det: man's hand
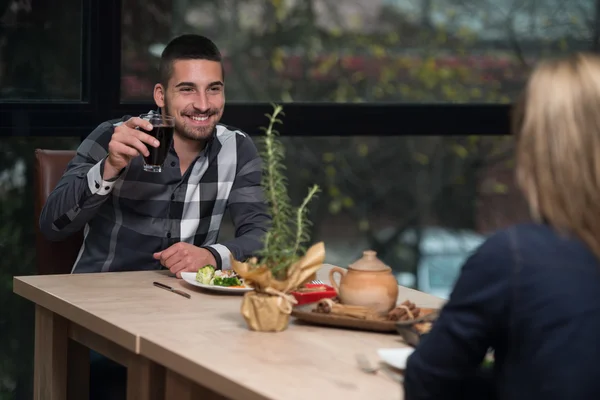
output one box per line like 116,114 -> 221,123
153,242 -> 217,278
104,117 -> 160,180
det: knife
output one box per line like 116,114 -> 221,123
153,281 -> 191,299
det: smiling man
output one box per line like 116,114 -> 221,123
40,34 -> 271,278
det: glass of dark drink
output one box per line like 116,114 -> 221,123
139,113 -> 175,173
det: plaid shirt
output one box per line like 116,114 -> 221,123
40,114 -> 270,273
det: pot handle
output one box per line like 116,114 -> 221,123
328,266 -> 346,295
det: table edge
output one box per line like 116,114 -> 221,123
13,277 -> 139,353
139,336 -> 273,400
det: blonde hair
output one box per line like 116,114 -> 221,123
514,53 -> 600,259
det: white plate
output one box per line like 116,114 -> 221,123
180,272 -> 253,294
377,347 -> 415,370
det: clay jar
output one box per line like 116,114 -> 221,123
329,250 -> 399,314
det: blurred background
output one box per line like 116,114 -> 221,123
1,0 -> 594,397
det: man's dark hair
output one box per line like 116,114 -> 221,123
158,34 -> 223,87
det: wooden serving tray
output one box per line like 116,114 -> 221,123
291,304 -> 439,333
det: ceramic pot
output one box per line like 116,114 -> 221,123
329,250 -> 399,314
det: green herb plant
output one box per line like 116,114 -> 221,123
253,104 -> 320,280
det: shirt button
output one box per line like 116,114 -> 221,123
171,161 -> 176,167
170,194 -> 175,200
167,232 -> 171,238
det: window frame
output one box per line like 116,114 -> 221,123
0,0 -> 512,138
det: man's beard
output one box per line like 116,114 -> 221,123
163,101 -> 219,141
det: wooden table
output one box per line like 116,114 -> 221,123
14,265 -> 445,400
13,269 -> 181,400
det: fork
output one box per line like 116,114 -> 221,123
356,354 -> 404,383
356,353 -> 379,374
310,279 -> 325,284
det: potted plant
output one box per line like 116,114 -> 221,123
231,104 -> 325,332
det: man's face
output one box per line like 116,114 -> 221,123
154,59 -> 225,141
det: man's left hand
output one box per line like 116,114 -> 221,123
153,242 -> 217,278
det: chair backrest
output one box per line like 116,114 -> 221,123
34,149 -> 83,275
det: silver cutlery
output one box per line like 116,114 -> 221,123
356,353 -> 379,374
310,279 -> 325,284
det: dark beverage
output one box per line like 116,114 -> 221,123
143,125 -> 174,172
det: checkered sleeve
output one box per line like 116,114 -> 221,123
39,117 -> 129,241
207,134 -> 271,268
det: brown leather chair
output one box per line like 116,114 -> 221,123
34,149 -> 83,275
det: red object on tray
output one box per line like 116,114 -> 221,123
291,283 -> 338,305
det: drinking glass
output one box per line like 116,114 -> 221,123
139,113 -> 175,173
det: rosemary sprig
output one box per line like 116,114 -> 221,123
293,184 -> 320,257
255,104 -> 320,278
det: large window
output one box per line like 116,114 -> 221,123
0,0 -> 83,101
122,0 -> 590,103
217,133 -> 523,299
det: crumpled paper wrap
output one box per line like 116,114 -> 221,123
231,242 -> 325,332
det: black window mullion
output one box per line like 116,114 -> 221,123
0,0 -> 121,138
89,0 -> 122,125
113,103 -> 511,137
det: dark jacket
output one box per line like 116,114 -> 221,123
404,223 -> 600,400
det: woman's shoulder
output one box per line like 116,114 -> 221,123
506,222 -> 593,254
463,223 -> 561,273
478,222 -> 598,272
481,222 -> 569,251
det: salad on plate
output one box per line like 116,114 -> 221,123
195,265 -> 248,288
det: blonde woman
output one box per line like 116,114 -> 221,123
404,53 -> 600,400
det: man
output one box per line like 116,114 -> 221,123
40,34 -> 270,278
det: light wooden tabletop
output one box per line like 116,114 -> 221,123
14,268 -> 202,353
14,264 -> 445,400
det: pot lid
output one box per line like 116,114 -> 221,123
348,250 -> 391,272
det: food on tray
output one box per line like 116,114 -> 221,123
413,321 -> 433,334
312,298 -> 438,324
388,300 -> 421,321
195,265 -> 247,288
313,298 -> 386,320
